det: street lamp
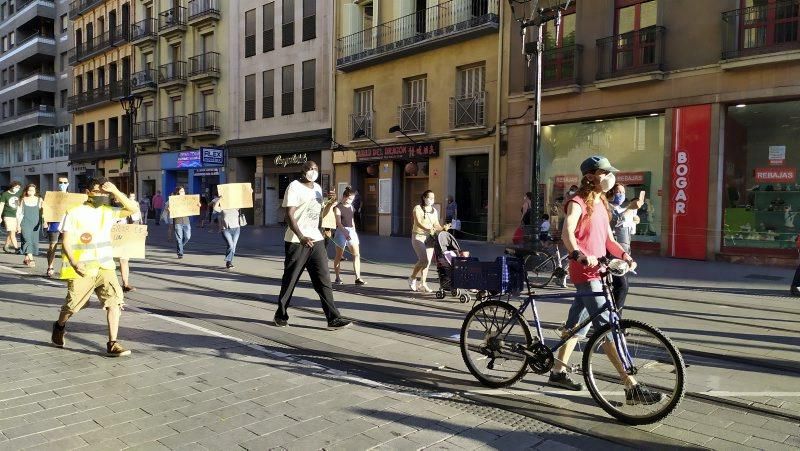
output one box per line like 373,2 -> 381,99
120,94 -> 143,196
389,125 -> 418,144
353,129 -> 382,148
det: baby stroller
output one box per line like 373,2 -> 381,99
433,231 -> 473,303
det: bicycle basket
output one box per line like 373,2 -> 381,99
452,256 -> 524,295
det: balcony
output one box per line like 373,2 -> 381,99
188,52 -> 220,84
349,112 -> 374,140
159,116 -> 188,142
158,61 -> 187,90
11,32 -> 57,63
188,0 -> 221,28
110,80 -> 130,100
133,120 -> 157,145
159,7 -> 188,39
397,102 -> 428,134
69,138 -> 126,163
0,105 -> 56,135
131,69 -> 157,94
69,25 -> 130,64
68,0 -> 103,19
188,110 -> 221,138
596,26 -> 666,81
336,0 -> 500,71
449,91 -> 486,129
525,45 -> 583,93
721,0 -> 800,66
67,84 -> 112,112
11,1 -> 57,27
4,71 -> 57,100
131,19 -> 158,46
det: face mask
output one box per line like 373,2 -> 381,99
424,198 -> 434,207
343,197 -> 354,206
305,170 -> 319,182
10,187 -> 19,194
567,190 -> 576,196
90,194 -> 111,208
612,193 -> 625,205
600,173 -> 616,192
58,183 -> 69,192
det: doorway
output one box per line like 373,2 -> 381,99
362,178 -> 379,234
403,176 -> 428,236
454,154 -> 488,240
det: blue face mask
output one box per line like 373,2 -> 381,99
612,193 -> 625,205
58,183 -> 69,192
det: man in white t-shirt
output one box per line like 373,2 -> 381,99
274,161 -> 351,330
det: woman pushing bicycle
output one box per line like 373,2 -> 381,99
548,156 -> 661,405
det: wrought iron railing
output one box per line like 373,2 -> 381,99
189,110 -> 220,134
450,91 -> 486,129
159,7 -> 187,32
131,69 -> 157,90
159,116 -> 187,138
68,0 -> 103,19
158,61 -> 187,84
188,0 -> 220,22
133,121 -> 157,141
131,18 -> 158,42
526,45 -> 583,91
70,25 -> 129,64
67,84 -> 112,112
349,111 -> 374,139
69,137 -> 125,160
722,0 -> 800,59
337,0 -> 499,67
596,26 -> 666,79
189,52 -> 220,77
398,102 -> 428,134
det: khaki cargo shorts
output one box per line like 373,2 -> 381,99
61,269 -> 125,314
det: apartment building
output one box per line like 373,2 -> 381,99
225,0 -> 332,226
0,0 -> 71,191
332,0 -> 503,239
131,0 -> 229,200
503,0 -> 800,265
67,0 -> 134,192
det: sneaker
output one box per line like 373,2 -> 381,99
625,385 -> 664,405
51,322 -> 65,348
408,278 -> 417,292
273,317 -> 288,327
355,278 -> 366,286
334,277 -> 343,285
327,318 -> 352,330
106,341 -> 131,357
791,287 -> 800,297
226,262 -> 234,269
419,284 -> 432,293
177,254 -> 184,259
548,371 -> 583,391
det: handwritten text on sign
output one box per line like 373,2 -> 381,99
217,183 -> 254,209
111,224 -> 148,259
168,194 -> 200,218
43,192 -> 88,223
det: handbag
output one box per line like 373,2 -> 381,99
450,219 -> 462,231
238,212 -> 248,227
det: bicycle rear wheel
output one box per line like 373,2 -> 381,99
460,300 -> 532,388
582,319 -> 685,425
524,251 -> 556,289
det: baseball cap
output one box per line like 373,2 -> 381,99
580,156 -> 619,175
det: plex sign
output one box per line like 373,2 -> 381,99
355,142 -> 439,162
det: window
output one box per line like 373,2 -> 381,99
401,77 -> 427,133
8,32 -> 13,49
352,88 -> 374,138
263,2 -> 275,52
1,69 -> 6,86
2,36 -> 6,52
60,52 -> 67,72
262,70 -> 274,118
281,64 -> 293,115
60,14 -> 68,34
0,4 -> 4,22
244,9 -> 256,57
614,0 -> 659,70
244,74 -> 255,121
60,89 -> 68,108
302,0 -> 315,41
7,65 -> 12,83
2,102 -> 6,119
282,0 -> 294,47
453,64 -> 486,129
8,99 -> 12,116
301,59 -> 315,112
457,64 -> 485,97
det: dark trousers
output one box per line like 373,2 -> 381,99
792,263 -> 800,289
612,274 -> 629,311
154,208 -> 163,225
275,240 -> 341,323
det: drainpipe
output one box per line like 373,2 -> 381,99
492,0 -> 504,242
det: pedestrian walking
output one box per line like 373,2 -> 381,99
152,190 -> 165,225
209,194 -> 222,233
138,195 -> 151,224
169,186 -> 195,259
0,181 -> 22,253
51,178 -> 140,357
199,197 -> 209,228
792,234 -> 800,297
115,193 -> 142,292
273,161 -> 351,330
607,183 -> 642,310
332,187 -> 365,286
352,189 -> 362,230
408,190 -> 449,293
45,176 -> 70,278
17,184 -> 43,267
547,156 -> 661,405
220,206 -> 243,269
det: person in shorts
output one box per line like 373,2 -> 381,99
0,181 -> 22,253
45,176 -> 70,278
332,187 -> 365,286
51,178 -> 141,357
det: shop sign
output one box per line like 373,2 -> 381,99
768,146 -> 785,166
72,163 -> 96,174
274,153 -> 308,168
754,166 -> 796,183
669,104 -> 712,260
177,150 -> 202,168
194,168 -> 220,176
355,142 -> 439,162
554,175 -> 579,185
201,147 -> 224,165
616,171 -> 646,185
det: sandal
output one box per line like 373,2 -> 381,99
46,268 -> 55,278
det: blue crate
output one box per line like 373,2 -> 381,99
452,256 -> 524,295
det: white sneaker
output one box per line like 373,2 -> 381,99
420,284 -> 432,293
408,278 -> 418,292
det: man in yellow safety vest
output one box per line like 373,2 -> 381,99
51,178 -> 140,356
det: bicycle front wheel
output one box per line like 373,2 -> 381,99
582,319 -> 686,425
460,300 -> 532,388
524,251 -> 556,289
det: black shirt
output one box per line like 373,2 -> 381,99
336,204 -> 355,228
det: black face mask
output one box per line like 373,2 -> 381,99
90,195 -> 112,208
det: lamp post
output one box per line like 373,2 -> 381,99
353,129 -> 382,148
389,125 -> 418,144
120,94 -> 143,196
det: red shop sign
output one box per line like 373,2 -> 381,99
616,171 -> 646,185
554,175 -> 579,185
669,105 -> 712,261
754,167 -> 797,183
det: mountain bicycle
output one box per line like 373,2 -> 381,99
459,257 -> 685,425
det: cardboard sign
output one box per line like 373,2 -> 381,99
321,202 -> 337,229
168,194 -> 200,218
43,192 -> 88,223
111,224 -> 148,259
217,183 -> 253,209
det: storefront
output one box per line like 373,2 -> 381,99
161,147 -> 226,198
261,151 -> 323,225
541,113 -> 666,250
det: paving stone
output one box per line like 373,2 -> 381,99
197,426 -> 260,450
2,418 -> 64,440
760,419 -> 800,435
0,433 -> 48,450
25,434 -> 88,451
730,422 -> 792,442
743,436 -> 797,451
443,427 -> 502,450
676,409 -> 734,429
93,407 -> 151,428
40,419 -> 101,442
484,430 -> 547,450
158,426 -> 218,449
240,430 -> 298,450
712,408 -> 771,427
706,437 -> 760,451
79,421 -> 141,445
651,424 -> 713,446
118,425 -> 180,447
403,427 -> 454,447
245,414 -> 298,436
282,416 -> 337,439
325,432 -> 384,450
689,423 -> 750,444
